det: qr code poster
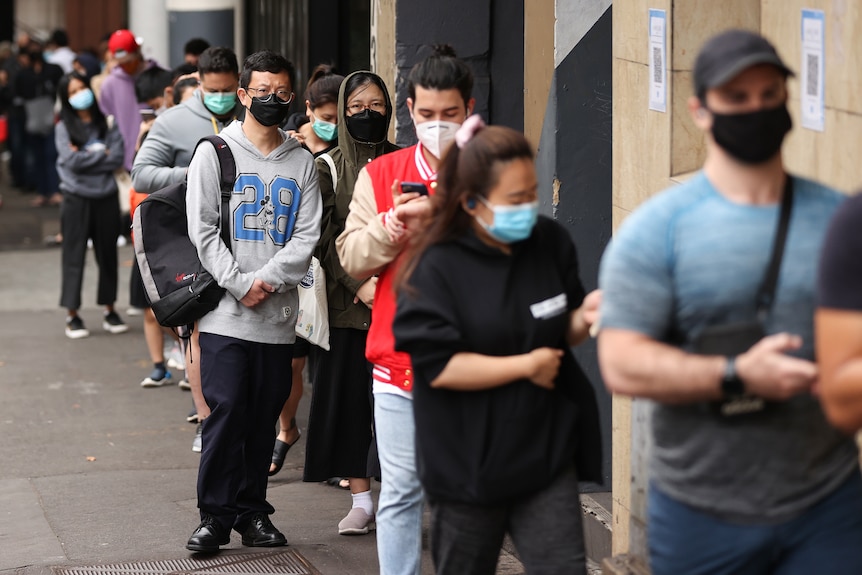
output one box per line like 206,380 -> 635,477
648,9 -> 667,113
801,9 -> 825,132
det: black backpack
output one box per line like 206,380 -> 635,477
132,135 -> 235,328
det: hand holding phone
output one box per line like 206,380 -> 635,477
400,182 -> 429,196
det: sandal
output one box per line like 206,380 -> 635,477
325,477 -> 351,489
269,429 -> 301,476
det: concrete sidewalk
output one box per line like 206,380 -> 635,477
0,242 -> 405,574
0,182 -> 597,574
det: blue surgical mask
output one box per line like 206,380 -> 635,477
203,91 -> 237,116
311,112 -> 337,142
475,197 -> 539,243
69,88 -> 95,111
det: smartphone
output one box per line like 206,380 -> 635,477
400,182 -> 429,196
140,108 -> 156,121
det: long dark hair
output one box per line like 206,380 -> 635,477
305,63 -> 343,108
57,72 -> 107,147
398,124 -> 533,288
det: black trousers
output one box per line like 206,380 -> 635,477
59,192 -> 120,310
429,465 -> 586,575
303,327 -> 376,481
197,333 -> 293,533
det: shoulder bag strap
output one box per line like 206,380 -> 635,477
197,135 -> 236,253
756,176 -> 794,319
319,152 -> 338,191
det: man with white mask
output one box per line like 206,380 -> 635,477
336,44 -> 474,575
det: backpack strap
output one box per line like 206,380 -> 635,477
319,152 -> 338,191
194,135 -> 236,251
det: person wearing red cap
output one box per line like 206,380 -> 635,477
98,29 -> 157,173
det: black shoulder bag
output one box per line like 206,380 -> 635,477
692,177 -> 793,416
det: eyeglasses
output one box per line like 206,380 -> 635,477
245,87 -> 294,104
347,101 -> 386,114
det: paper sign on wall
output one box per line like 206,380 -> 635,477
648,9 -> 667,113
801,9 -> 825,132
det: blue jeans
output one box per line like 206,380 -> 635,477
648,469 -> 862,575
374,392 -> 423,575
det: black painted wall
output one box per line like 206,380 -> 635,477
0,0 -> 12,43
546,7 -> 614,489
309,0 -> 370,78
392,0 -> 523,145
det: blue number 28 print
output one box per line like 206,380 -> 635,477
233,174 -> 302,246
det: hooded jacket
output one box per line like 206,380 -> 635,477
315,71 -> 399,330
131,89 -> 244,193
98,59 -> 158,171
186,120 -> 322,344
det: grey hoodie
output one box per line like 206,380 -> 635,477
186,121 -> 322,344
55,120 -> 125,198
131,89 -> 244,193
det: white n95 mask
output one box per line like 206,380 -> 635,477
415,120 -> 461,159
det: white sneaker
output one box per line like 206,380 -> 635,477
177,378 -> 191,391
126,307 -> 144,317
337,508 -> 375,535
65,316 -> 90,339
140,368 -> 172,388
102,311 -> 128,334
165,342 -> 186,371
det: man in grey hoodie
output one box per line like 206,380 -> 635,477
132,46 -> 243,192
184,50 -> 322,553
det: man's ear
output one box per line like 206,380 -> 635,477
237,87 -> 250,108
689,95 -> 710,130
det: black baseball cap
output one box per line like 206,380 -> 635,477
693,29 -> 794,99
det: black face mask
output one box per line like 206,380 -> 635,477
345,109 -> 388,144
248,96 -> 290,127
709,104 -> 792,164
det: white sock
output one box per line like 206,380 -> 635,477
351,490 -> 374,515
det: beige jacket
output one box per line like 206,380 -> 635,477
336,167 -> 402,280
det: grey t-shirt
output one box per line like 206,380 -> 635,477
599,172 -> 858,522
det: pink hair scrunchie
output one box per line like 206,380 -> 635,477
455,114 -> 486,149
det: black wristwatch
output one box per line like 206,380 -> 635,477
721,356 -> 746,398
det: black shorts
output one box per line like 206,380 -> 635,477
129,258 -> 149,309
293,335 -> 310,358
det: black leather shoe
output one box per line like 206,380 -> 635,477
186,514 -> 230,553
240,513 -> 287,547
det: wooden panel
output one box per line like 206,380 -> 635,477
614,0 -> 670,66
613,58 -> 671,213
670,70 -> 706,175
524,0 -> 554,147
672,0 -> 760,71
66,0 -> 125,52
764,0 -> 862,116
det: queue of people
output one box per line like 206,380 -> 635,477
15,19 -> 862,575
